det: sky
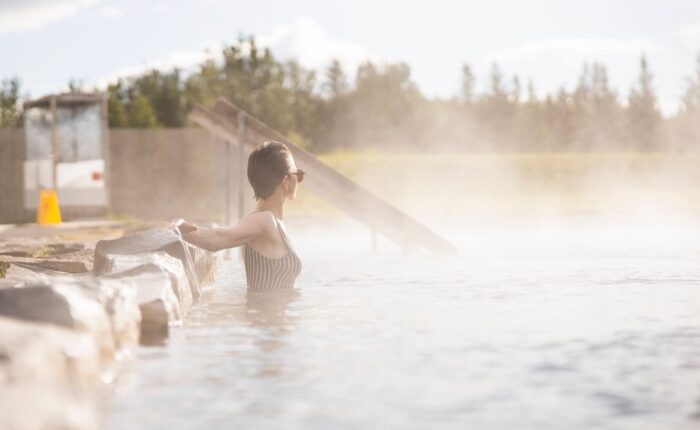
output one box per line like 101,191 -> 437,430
3,0 -> 700,115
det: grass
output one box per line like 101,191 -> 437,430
287,151 -> 700,218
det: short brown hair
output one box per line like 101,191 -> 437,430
247,141 -> 293,200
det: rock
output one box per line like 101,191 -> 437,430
0,266 -> 140,353
53,249 -> 95,272
96,252 -> 193,313
0,279 -> 115,361
103,264 -> 181,345
46,242 -> 85,255
93,228 -> 201,299
93,277 -> 142,351
4,263 -> 68,282
0,266 -> 141,353
0,384 -> 98,430
0,256 -> 89,274
0,250 -> 31,258
0,316 -> 100,391
0,243 -> 39,258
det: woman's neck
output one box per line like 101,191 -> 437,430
256,195 -> 284,220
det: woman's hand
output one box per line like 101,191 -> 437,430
170,218 -> 198,235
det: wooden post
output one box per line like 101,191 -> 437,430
101,93 -> 110,210
237,111 -> 246,220
224,138 -> 231,225
49,96 -> 58,190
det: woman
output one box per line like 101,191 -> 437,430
173,141 -> 304,290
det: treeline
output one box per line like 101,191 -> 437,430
4,38 -> 700,152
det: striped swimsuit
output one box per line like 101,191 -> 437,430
242,216 -> 302,290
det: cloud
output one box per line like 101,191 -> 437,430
257,16 -> 385,75
92,43 -> 221,89
93,17 -> 382,89
95,5 -> 126,19
0,0 -> 99,34
481,37 -> 659,97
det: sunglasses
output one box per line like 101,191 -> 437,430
288,169 -> 306,183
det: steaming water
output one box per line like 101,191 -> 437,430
101,217 -> 700,429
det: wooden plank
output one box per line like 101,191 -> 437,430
189,99 -> 456,254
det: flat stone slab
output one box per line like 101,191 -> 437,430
45,242 -> 86,255
0,279 -> 115,361
0,316 -> 100,391
0,255 -> 89,273
103,264 -> 181,345
3,263 -> 73,282
97,252 -> 193,313
94,228 -> 201,299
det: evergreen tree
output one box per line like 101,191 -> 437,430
681,53 -> 700,112
477,63 -> 514,147
627,55 -> 661,150
673,53 -> 700,149
461,64 -> 476,105
511,75 -> 521,103
323,59 -> 348,98
527,80 -> 537,103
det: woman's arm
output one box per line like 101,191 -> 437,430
174,212 -> 272,252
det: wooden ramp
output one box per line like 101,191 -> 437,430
189,98 -> 457,254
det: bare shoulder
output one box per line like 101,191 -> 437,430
241,210 -> 277,233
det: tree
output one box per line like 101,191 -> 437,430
0,78 -> 21,127
107,82 -> 128,127
681,53 -> 700,112
68,79 -> 85,93
476,63 -> 515,147
527,80 -> 537,103
627,55 -> 661,150
511,75 -> 521,104
672,53 -> 700,149
323,59 -> 348,98
320,61 -> 426,149
461,64 -> 476,105
127,94 -> 160,128
131,70 -> 186,127
570,62 -> 624,150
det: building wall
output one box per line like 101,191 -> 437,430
0,128 -> 31,223
108,128 -> 245,223
1,128 -> 248,224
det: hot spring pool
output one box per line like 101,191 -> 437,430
100,218 -> 700,429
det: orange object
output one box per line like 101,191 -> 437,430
37,189 -> 62,225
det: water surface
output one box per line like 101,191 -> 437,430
102,218 -> 700,429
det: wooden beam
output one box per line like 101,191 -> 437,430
188,100 -> 457,254
50,96 -> 58,190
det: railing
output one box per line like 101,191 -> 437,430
189,98 -> 457,254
